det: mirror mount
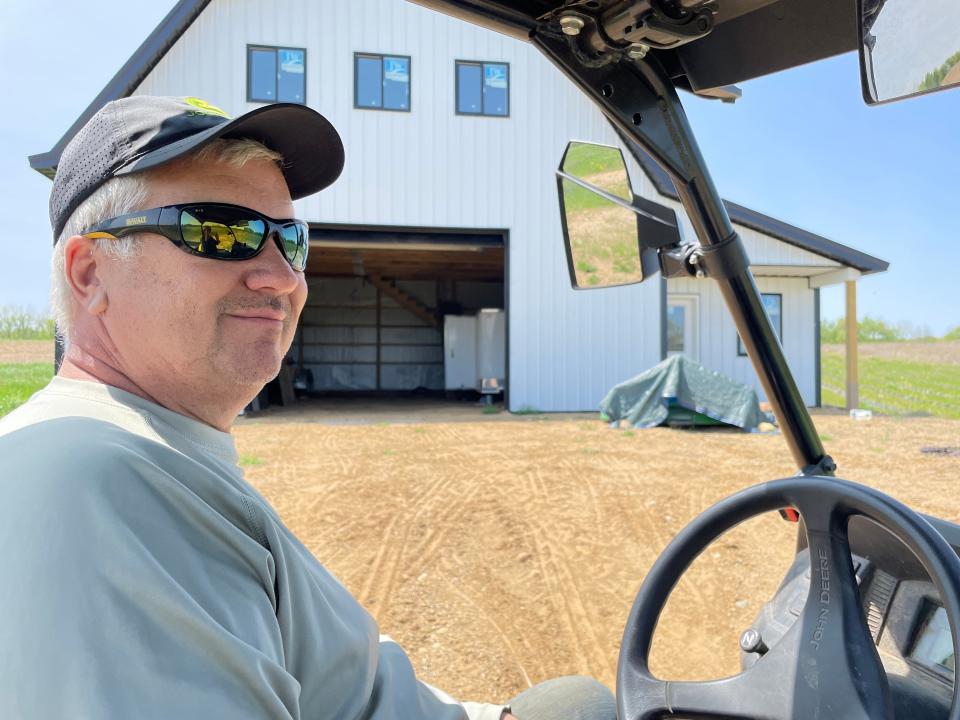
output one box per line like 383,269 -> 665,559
657,230 -> 748,281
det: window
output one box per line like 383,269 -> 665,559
248,46 -> 306,104
456,61 -> 509,116
738,293 -> 782,356
354,53 -> 411,111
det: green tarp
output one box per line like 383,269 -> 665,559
600,354 -> 770,431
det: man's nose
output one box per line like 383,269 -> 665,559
243,234 -> 302,294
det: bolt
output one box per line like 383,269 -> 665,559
696,269 -> 705,279
627,43 -> 649,60
560,15 -> 585,36
697,16 -> 710,32
689,253 -> 700,265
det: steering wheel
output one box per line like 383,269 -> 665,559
617,476 -> 960,719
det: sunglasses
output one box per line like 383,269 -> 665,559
83,203 -> 310,271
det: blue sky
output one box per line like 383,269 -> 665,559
2,1 -> 958,336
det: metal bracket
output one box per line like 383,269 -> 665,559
658,232 -> 749,280
799,454 -> 838,477
555,0 -> 718,56
692,231 -> 749,279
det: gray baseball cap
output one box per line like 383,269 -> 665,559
50,95 -> 344,239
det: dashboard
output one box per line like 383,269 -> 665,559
743,515 -> 960,718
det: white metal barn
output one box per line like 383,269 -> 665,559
30,0 -> 886,412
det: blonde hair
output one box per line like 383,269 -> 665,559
50,138 -> 284,347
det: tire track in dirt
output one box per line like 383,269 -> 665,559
525,467 -> 614,679
357,473 -> 456,613
357,514 -> 406,612
635,496 -> 707,608
444,579 -> 536,689
410,483 -> 483,575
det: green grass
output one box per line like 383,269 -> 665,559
0,363 -> 55,418
919,49 -> 960,91
238,454 -> 263,467
562,141 -> 624,178
822,352 -> 960,419
514,405 -> 543,415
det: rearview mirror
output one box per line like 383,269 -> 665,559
859,0 -> 960,104
557,142 -> 679,289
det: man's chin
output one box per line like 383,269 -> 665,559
223,345 -> 285,390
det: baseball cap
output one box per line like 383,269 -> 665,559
50,96 -> 344,239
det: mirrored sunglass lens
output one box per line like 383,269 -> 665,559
180,209 -> 265,259
228,218 -> 266,258
280,222 -> 309,270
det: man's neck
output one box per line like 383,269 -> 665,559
58,349 -> 240,432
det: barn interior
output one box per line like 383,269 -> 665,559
258,225 -> 506,409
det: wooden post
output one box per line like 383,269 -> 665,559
845,280 -> 859,410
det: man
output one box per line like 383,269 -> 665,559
0,96 -> 615,719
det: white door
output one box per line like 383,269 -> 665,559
666,295 -> 699,360
443,315 -> 478,390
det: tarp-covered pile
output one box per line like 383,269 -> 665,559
600,354 -> 770,431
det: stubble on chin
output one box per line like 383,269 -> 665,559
212,300 -> 296,389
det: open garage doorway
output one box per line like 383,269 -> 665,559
287,224 -> 507,405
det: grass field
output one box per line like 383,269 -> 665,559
821,345 -> 960,419
0,363 -> 55,418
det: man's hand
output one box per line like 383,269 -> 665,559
501,713 -> 519,720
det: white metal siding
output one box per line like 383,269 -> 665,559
668,276 -> 817,406
135,0 -> 664,411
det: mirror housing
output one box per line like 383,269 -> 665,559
557,141 -> 679,290
858,0 -> 960,105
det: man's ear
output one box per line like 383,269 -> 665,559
63,235 -> 109,316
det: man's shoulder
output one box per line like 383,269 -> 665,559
0,416 -> 165,492
0,379 -> 157,442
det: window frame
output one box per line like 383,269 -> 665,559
738,293 -> 783,356
455,59 -> 510,118
667,294 -> 700,359
353,52 -> 412,112
246,44 -> 307,105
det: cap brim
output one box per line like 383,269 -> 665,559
117,103 -> 344,200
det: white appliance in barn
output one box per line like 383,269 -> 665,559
443,309 -> 506,393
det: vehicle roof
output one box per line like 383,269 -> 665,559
412,0 -> 859,92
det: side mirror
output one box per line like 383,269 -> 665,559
859,0 -> 960,104
557,141 -> 679,289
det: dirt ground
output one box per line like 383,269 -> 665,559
0,339 -> 53,364
823,340 -> 960,365
234,406 -> 960,703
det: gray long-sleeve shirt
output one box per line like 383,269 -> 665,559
0,377 -> 503,720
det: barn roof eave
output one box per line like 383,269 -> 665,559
27,0 -> 214,178
612,126 -> 889,276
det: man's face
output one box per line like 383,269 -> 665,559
93,156 -> 307,407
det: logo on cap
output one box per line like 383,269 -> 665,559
184,97 -> 231,118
